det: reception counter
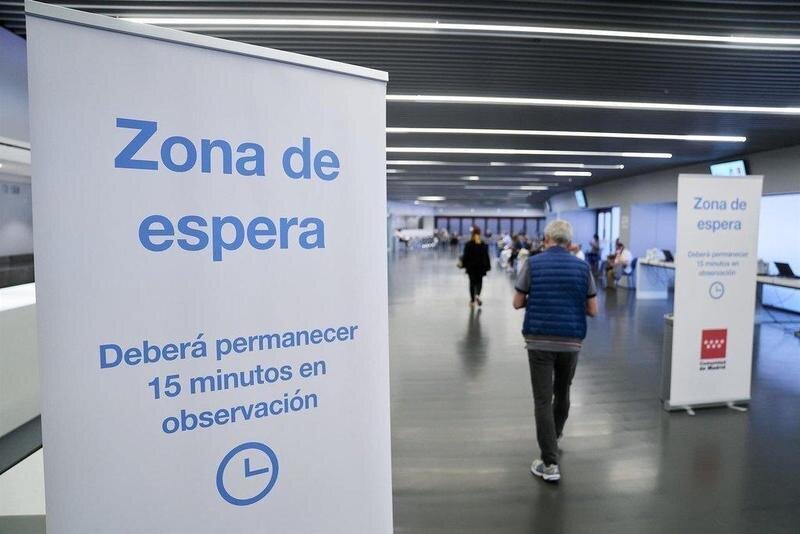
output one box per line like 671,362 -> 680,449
635,259 -> 800,300
636,259 -> 676,299
0,283 -> 38,438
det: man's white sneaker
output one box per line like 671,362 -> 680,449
530,459 -> 561,482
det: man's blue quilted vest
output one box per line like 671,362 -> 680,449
522,246 -> 589,339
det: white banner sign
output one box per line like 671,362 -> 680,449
27,2 -> 392,532
670,174 -> 763,407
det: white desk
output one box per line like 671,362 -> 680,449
635,261 -> 800,300
0,283 -> 38,437
0,283 -> 35,312
757,275 -> 800,290
755,275 -> 800,312
636,259 -> 675,300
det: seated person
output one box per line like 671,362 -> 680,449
605,239 -> 633,287
569,243 -> 585,261
514,233 -> 530,251
509,234 -> 524,267
395,228 -> 411,248
514,247 -> 531,275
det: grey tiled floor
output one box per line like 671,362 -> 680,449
389,249 -> 800,534
3,249 -> 799,533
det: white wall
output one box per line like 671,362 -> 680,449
629,202 -> 677,259
554,209 -> 596,250
0,28 -> 33,256
0,178 -> 33,256
547,143 -> 800,245
387,200 -> 436,216
386,201 -> 436,250
387,201 -> 435,230
0,27 -> 29,143
758,193 -> 800,312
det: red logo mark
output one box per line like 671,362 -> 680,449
701,329 -> 727,359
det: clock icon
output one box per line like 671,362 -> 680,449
216,442 -> 279,506
709,281 -> 725,300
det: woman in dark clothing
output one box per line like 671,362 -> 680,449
461,227 -> 491,306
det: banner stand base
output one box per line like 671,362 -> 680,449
662,399 -> 750,414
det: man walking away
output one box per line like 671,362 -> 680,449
512,220 -> 597,482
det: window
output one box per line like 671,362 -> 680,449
596,207 -> 620,258
526,218 -> 540,236
434,216 -> 545,238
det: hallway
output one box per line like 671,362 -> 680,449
388,249 -> 800,534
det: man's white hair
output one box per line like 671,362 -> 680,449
544,219 -> 573,246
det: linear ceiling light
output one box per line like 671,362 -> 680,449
464,185 -> 549,191
417,195 -> 446,201
387,95 -> 800,115
389,180 -> 557,186
490,162 -> 624,169
386,160 -> 451,166
386,160 -> 624,169
555,171 -> 590,176
520,185 -> 550,191
386,127 -> 746,142
387,147 -> 672,158
121,17 -> 800,48
522,171 -> 591,177
391,181 -> 471,186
